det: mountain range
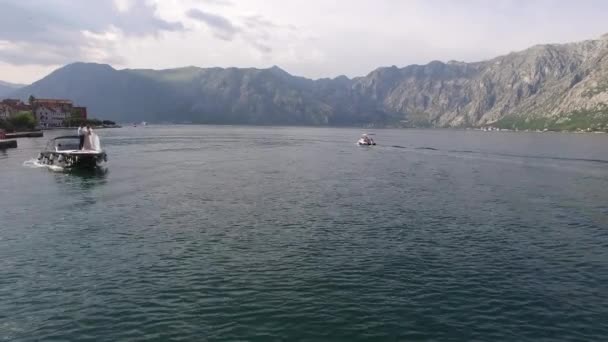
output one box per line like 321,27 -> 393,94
4,34 -> 608,129
0,80 -> 25,98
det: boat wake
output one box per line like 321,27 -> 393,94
387,145 -> 608,165
447,150 -> 608,164
23,159 -> 65,172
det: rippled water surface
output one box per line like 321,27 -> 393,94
1,126 -> 608,341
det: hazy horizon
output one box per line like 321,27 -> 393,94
1,0 -> 608,84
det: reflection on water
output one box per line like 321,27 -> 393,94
49,168 -> 109,207
66,166 -> 109,179
52,167 -> 109,188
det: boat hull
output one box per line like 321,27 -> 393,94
357,139 -> 376,146
38,151 -> 107,169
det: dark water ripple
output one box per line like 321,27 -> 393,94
1,126 -> 608,341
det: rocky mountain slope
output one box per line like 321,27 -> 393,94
8,34 -> 608,129
354,33 -> 608,129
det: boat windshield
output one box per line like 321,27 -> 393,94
47,136 -> 80,151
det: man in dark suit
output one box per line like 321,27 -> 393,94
78,124 -> 85,149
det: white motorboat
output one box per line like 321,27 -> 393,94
357,134 -> 376,146
37,135 -> 107,169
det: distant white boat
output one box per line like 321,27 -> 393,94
357,134 -> 376,146
141,121 -> 147,126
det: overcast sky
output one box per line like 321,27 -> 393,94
1,0 -> 607,83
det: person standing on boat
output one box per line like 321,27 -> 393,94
83,125 -> 92,150
82,125 -> 101,151
78,123 -> 85,150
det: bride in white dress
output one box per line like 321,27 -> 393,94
82,126 -> 101,151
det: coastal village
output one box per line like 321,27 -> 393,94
0,97 -> 87,128
0,97 -> 119,149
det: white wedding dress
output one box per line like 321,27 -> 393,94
91,132 -> 101,151
83,130 -> 101,151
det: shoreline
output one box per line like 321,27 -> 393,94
12,123 -> 605,135
42,125 -> 122,130
3,125 -> 121,138
127,123 -> 608,134
5,131 -> 43,138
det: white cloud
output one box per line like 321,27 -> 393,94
0,0 -> 183,67
113,0 -> 134,13
187,8 -> 240,40
1,0 -> 608,83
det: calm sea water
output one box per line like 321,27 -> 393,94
1,126 -> 608,341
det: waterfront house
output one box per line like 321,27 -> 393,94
32,99 -> 73,127
0,99 -> 30,119
34,105 -> 71,127
1,99 -> 30,110
0,103 -> 14,119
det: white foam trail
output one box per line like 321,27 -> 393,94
23,159 -> 46,168
23,159 -> 65,172
48,165 -> 65,172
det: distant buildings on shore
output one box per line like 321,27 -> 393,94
0,98 -> 88,127
0,99 -> 30,120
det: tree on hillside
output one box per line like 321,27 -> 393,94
28,95 -> 36,105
